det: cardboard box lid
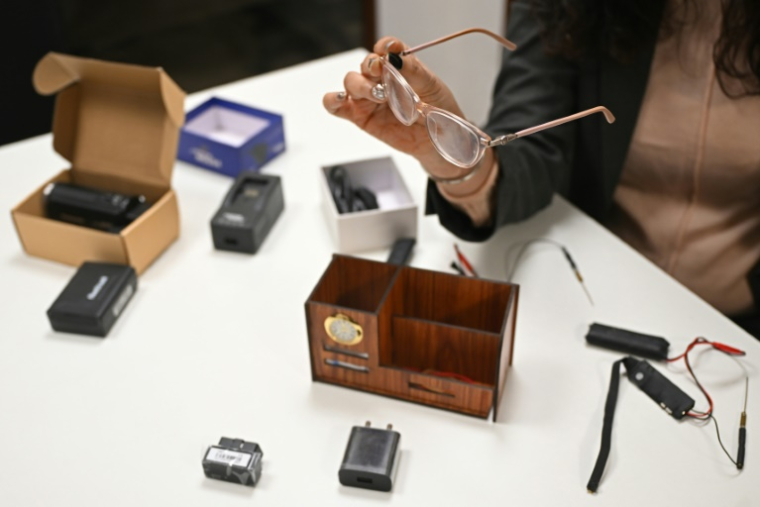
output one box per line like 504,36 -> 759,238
33,52 -> 186,188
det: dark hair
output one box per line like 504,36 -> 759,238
530,0 -> 760,97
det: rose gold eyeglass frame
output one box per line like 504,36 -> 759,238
376,28 -> 616,184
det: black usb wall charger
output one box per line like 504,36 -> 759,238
339,421 -> 400,492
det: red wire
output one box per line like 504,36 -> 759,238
666,337 -> 709,362
454,244 -> 479,278
667,338 -> 747,363
684,351 -> 714,418
667,337 -> 746,419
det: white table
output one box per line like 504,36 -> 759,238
0,50 -> 757,506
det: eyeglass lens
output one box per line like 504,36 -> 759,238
383,64 -> 481,167
426,110 -> 481,168
382,65 -> 417,126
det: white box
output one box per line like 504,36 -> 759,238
320,157 -> 418,253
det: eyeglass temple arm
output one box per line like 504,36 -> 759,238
401,27 -> 517,55
487,106 -> 615,148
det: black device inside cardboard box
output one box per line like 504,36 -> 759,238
44,182 -> 150,233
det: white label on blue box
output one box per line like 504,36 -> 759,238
190,146 -> 223,168
206,447 -> 252,467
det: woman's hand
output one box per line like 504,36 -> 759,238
323,36 -> 471,180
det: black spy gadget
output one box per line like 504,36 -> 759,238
210,172 -> 284,254
202,437 -> 263,487
47,262 -> 137,337
44,182 -> 149,232
585,323 -> 749,493
586,322 -> 670,360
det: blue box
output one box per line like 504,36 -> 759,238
178,97 -> 285,177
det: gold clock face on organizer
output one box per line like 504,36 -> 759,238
324,313 -> 363,346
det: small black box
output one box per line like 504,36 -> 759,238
211,172 -> 284,254
203,437 -> 263,487
339,422 -> 400,492
47,262 -> 137,337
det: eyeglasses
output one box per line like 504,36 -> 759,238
376,28 -> 616,183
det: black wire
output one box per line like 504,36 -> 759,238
587,359 -> 625,493
504,238 -> 565,282
682,345 -> 750,467
705,414 -> 738,466
682,341 -> 713,417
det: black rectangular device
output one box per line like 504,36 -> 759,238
339,422 -> 400,492
586,322 -> 670,360
202,437 -> 263,487
623,357 -> 695,419
387,237 -> 415,265
210,172 -> 284,254
47,262 -> 137,337
44,182 -> 149,232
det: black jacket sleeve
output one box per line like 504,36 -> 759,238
426,1 -> 579,241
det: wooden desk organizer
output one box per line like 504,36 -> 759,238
305,255 -> 519,420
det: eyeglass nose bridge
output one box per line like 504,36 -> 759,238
415,101 -> 436,122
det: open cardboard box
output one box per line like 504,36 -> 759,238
11,53 -> 186,275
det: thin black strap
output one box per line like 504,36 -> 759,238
587,359 -> 623,493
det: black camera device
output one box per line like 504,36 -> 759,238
44,182 -> 150,232
210,172 -> 284,254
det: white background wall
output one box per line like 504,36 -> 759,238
376,0 -> 507,126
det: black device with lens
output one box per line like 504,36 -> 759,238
210,172 -> 284,254
327,165 -> 379,214
44,182 -> 149,232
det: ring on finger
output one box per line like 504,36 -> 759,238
371,83 -> 386,101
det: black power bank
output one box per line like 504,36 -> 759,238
586,323 -> 670,360
47,262 -> 137,337
210,172 -> 284,254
